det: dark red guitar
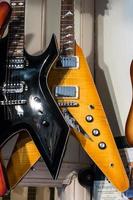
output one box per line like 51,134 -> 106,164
0,1 -> 11,196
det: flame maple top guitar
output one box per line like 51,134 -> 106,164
0,1 -> 12,196
0,0 -> 70,182
7,0 -> 129,192
126,60 -> 133,146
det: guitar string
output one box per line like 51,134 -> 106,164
12,1 -> 16,120
4,2 -> 14,120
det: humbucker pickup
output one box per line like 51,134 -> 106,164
54,86 -> 79,98
8,57 -> 25,69
2,82 -> 27,94
57,56 -> 79,68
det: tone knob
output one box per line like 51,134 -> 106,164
86,115 -> 94,122
98,142 -> 106,150
92,129 -> 100,136
42,120 -> 49,127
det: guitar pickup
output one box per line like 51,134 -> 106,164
57,56 -> 79,68
54,86 -> 79,99
2,82 -> 27,94
8,57 -> 25,69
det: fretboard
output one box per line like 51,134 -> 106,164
60,0 -> 75,56
7,0 -> 25,58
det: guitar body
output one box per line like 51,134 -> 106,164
125,60 -> 133,146
48,43 -> 129,191
7,131 -> 40,188
0,34 -> 69,180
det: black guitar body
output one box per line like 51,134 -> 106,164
0,35 -> 69,179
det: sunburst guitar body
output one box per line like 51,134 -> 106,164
7,0 -> 129,192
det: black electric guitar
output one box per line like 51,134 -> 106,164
0,0 -> 69,179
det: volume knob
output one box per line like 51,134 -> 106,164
86,115 -> 94,122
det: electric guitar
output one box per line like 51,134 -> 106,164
7,0 -> 129,192
0,1 -> 12,196
125,60 -> 133,146
0,0 -> 69,183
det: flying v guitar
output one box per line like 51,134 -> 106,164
7,0 -> 129,192
0,0 -> 69,185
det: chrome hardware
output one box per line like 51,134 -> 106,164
58,101 -> 79,107
98,142 -> 106,149
0,100 -> 27,105
92,129 -> 100,136
86,115 -> 94,122
57,56 -> 79,68
8,57 -> 25,69
54,86 -> 78,98
2,82 -> 25,94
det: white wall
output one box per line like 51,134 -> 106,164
95,0 -> 133,136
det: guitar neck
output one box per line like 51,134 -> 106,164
60,0 -> 75,56
8,0 -> 25,58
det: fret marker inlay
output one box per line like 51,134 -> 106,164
63,25 -> 73,31
63,34 -> 73,39
62,11 -> 73,18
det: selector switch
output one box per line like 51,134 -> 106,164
86,115 -> 94,122
42,120 -> 49,127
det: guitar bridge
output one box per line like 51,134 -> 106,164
58,101 -> 79,107
0,100 -> 27,105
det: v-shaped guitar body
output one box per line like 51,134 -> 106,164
48,44 -> 129,191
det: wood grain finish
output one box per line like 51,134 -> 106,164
7,132 -> 40,189
48,43 -> 129,192
125,60 -> 133,146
